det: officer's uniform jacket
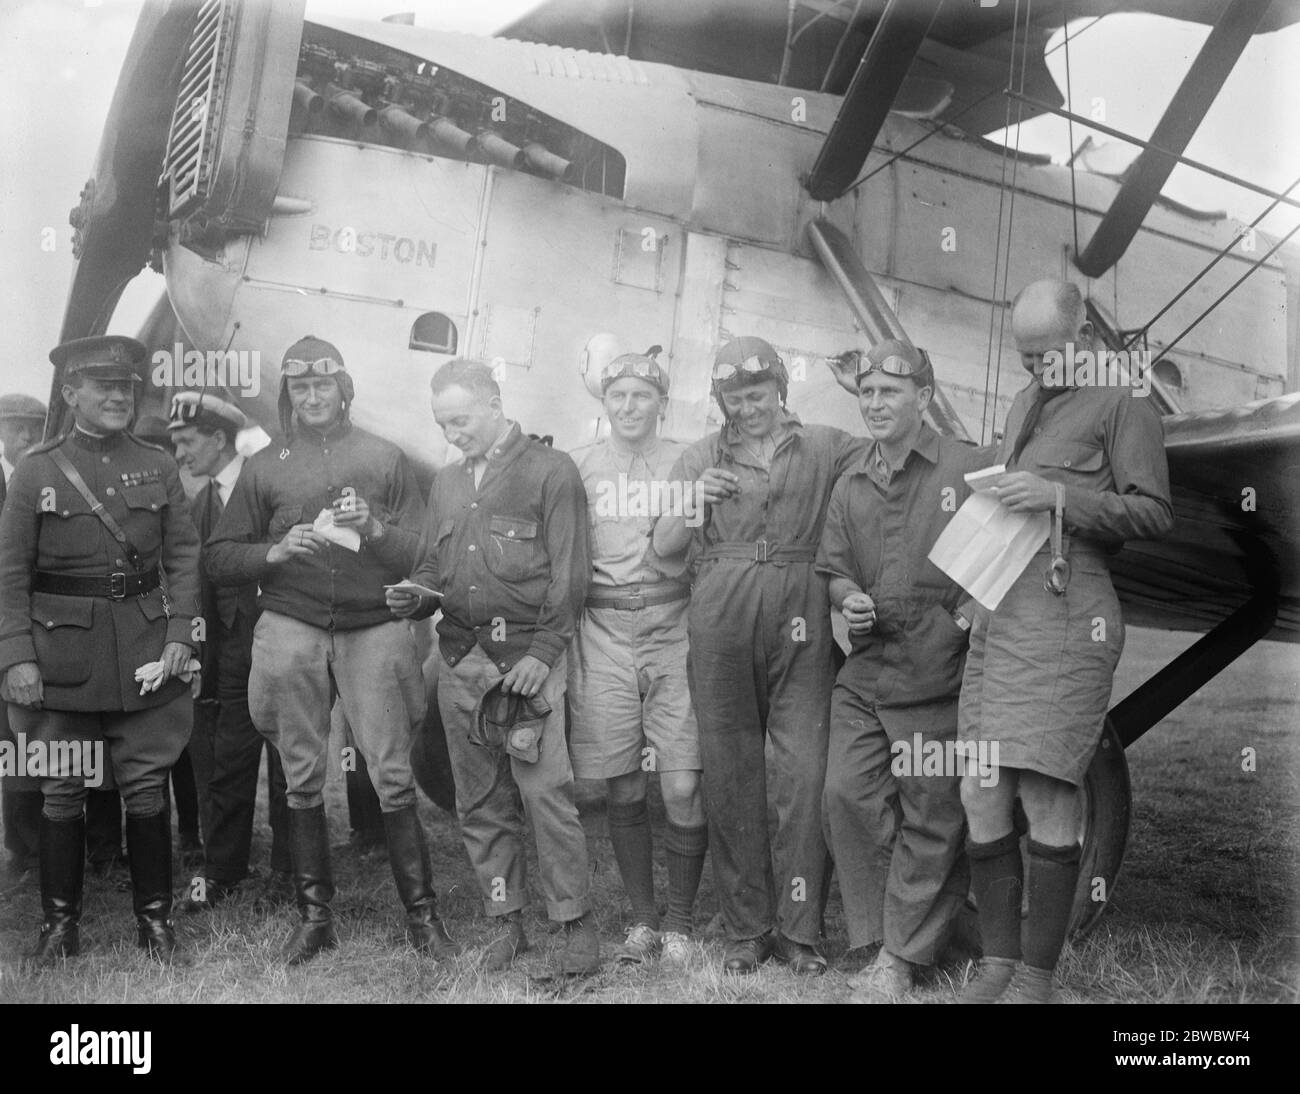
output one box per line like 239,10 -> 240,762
0,429 -> 201,712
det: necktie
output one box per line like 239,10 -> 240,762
1010,386 -> 1058,466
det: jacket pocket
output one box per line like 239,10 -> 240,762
1034,442 -> 1104,473
485,516 -> 543,582
120,482 -> 168,555
29,592 -> 95,687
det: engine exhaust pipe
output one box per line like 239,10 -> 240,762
378,104 -> 429,146
325,83 -> 376,127
426,115 -> 473,155
522,142 -> 571,179
293,81 -> 324,115
473,130 -> 524,169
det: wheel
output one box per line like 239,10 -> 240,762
1069,718 -> 1132,936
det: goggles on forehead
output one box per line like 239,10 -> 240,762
712,355 -> 781,382
856,352 -> 929,380
282,357 -> 345,378
601,357 -> 667,387
857,350 -> 930,384
168,394 -> 208,424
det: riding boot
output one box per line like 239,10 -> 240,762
30,815 -> 85,964
382,805 -> 457,959
126,809 -> 177,961
283,805 -> 337,965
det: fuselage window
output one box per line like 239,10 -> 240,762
410,312 -> 458,354
1154,359 -> 1183,395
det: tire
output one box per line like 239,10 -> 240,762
1069,719 -> 1131,937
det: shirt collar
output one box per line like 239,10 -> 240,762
854,422 -> 940,476
606,433 -> 661,462
720,410 -> 803,450
213,453 -> 243,492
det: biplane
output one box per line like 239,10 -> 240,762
49,0 -> 1300,933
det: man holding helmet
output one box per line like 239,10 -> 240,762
655,336 -> 866,975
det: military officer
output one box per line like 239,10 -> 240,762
0,335 -> 201,963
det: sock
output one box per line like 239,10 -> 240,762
967,831 -> 1023,960
607,798 -> 658,929
1023,839 -> 1081,971
662,821 -> 708,935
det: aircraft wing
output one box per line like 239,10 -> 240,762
1110,393 -> 1300,642
499,0 -> 1300,139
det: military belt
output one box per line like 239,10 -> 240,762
585,585 -> 689,611
700,540 -> 817,564
34,568 -> 161,600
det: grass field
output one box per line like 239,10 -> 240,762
1,626 -> 1296,1004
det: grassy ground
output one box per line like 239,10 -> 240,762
1,627 -> 1296,1004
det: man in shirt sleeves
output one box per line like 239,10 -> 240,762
389,358 -> 599,975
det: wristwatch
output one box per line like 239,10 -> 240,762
951,609 -> 971,632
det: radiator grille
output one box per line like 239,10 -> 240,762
165,0 -> 236,218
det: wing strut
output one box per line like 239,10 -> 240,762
804,0 -> 940,202
806,218 -> 972,443
1074,0 -> 1274,277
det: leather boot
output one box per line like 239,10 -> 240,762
126,810 -> 177,962
382,805 -> 458,959
283,805 -> 337,965
30,815 -> 85,965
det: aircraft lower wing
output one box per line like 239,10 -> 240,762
1110,393 -> 1300,642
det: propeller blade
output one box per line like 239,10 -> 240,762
50,0 -> 200,436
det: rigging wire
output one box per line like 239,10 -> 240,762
989,0 -> 1035,444
841,84 -> 1004,198
820,0 -> 865,93
1144,220 -> 1300,371
979,0 -> 1024,445
1063,0 -> 1080,260
1121,175 -> 1300,355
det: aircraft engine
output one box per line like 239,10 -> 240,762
522,142 -> 572,181
325,83 -> 377,127
378,104 -> 429,147
473,130 -> 524,170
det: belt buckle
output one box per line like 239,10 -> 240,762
624,593 -> 646,611
109,572 -> 127,600
754,539 -> 769,563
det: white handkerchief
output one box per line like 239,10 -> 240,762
313,508 -> 361,552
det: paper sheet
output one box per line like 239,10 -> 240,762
313,508 -> 361,552
927,466 -> 1050,611
384,580 -> 444,599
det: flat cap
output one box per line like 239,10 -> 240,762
167,391 -> 248,434
0,393 -> 47,421
50,335 -> 146,381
